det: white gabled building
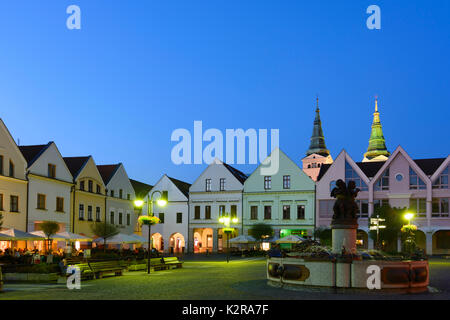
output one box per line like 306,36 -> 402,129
188,159 -> 247,254
142,174 -> 191,254
19,142 -> 73,233
97,163 -> 136,235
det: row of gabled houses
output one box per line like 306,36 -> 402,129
1,98 -> 449,255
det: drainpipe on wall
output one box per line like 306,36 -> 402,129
313,184 -> 317,240
25,172 -> 29,232
187,195 -> 190,254
71,184 -> 76,233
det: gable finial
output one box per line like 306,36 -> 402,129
375,95 -> 379,113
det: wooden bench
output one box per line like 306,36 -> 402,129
162,257 -> 183,269
147,258 -> 166,271
67,263 -> 94,280
88,261 -> 125,279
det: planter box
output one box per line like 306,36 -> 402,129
4,273 -> 59,283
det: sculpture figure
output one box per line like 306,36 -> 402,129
330,179 -> 360,223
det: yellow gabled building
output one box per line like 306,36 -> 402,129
0,119 -> 28,231
63,156 -> 106,238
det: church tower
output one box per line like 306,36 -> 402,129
363,97 -> 390,162
302,97 -> 333,181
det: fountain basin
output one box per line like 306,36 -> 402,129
267,257 -> 429,292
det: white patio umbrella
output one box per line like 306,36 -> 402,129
128,234 -> 146,243
0,228 -> 45,241
266,235 -> 280,243
30,231 -> 68,241
229,235 -> 256,244
276,235 -> 305,244
93,233 -> 141,244
55,231 -> 93,241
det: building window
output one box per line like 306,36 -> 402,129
126,213 -> 130,226
96,207 -> 101,222
410,198 -> 427,217
432,198 -> 449,218
110,211 -> 115,224
409,167 -> 426,190
80,181 -> 85,191
319,200 -> 335,218
194,206 -> 200,219
56,197 -> 64,212
37,194 -> 46,210
176,212 -> 182,223
250,206 -> 258,220
0,155 -> 3,175
297,205 -> 305,220
97,185 -> 101,194
119,189 -> 123,199
264,206 -> 272,220
330,180 -> 337,193
127,194 -> 130,200
220,178 -> 225,191
79,204 -> 84,220
264,176 -> 271,190
282,205 -> 290,220
356,200 -> 369,218
87,206 -> 93,221
205,206 -> 211,219
88,180 -> 93,193
48,164 -> 56,178
205,179 -> 212,192
375,169 -> 390,191
231,205 -> 237,218
111,190 -> 115,197
10,196 -> 19,212
433,167 -> 449,189
395,174 -> 403,182
0,194 -> 3,211
9,160 -> 14,178
283,176 -> 291,189
345,161 -> 368,191
219,205 -> 225,217
118,212 -> 123,225
159,212 -> 164,223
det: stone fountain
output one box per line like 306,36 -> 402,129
267,180 -> 429,292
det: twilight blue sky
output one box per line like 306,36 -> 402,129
0,1 -> 449,185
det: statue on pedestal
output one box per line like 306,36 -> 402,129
330,179 -> 360,226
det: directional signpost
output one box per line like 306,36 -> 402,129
370,215 -> 386,250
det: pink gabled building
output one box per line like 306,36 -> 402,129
316,147 -> 449,255
308,98 -> 449,255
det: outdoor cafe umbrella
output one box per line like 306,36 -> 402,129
93,233 -> 141,244
228,235 -> 256,244
30,230 -> 68,241
275,235 -> 305,244
128,234 -> 146,243
55,231 -> 93,242
0,228 -> 45,241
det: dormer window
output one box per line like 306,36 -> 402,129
48,164 -> 56,179
220,178 -> 225,191
80,181 -> 85,191
88,180 -> 93,193
205,179 -> 211,192
264,176 -> 271,190
119,189 -> 123,199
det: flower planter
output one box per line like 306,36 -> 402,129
4,273 -> 59,283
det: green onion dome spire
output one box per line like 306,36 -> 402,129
306,97 -> 330,157
364,98 -> 390,161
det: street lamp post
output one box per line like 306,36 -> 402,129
135,190 -> 168,274
370,215 -> 386,250
219,215 -> 238,263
